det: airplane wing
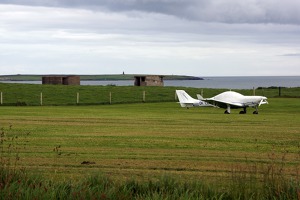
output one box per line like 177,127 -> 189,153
204,98 -> 244,108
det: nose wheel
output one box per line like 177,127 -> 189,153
253,106 -> 259,114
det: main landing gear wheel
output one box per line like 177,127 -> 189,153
253,111 -> 258,114
239,108 -> 247,114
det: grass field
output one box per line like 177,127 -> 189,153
1,98 -> 300,184
1,83 -> 300,198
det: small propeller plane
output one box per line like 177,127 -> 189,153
176,90 -> 268,114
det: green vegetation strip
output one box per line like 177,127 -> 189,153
1,83 -> 299,106
1,171 -> 299,199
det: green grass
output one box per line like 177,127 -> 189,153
1,83 -> 300,198
1,83 -> 299,106
1,171 -> 299,199
0,83 -> 200,105
0,98 -> 300,181
1,94 -> 300,198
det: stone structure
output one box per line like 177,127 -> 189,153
42,76 -> 80,85
134,75 -> 164,86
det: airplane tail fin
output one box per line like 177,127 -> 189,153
176,90 -> 197,107
176,90 -> 213,108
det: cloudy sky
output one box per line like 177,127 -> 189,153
0,0 -> 299,76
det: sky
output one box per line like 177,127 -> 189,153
0,0 -> 300,76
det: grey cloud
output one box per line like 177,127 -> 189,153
281,53 -> 300,57
1,0 -> 300,25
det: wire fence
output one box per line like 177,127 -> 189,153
0,90 -> 179,106
0,86 -> 299,106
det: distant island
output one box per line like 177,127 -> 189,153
0,74 -> 204,81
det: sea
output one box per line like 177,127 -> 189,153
1,76 -> 300,89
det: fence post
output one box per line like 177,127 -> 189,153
279,87 -> 281,97
77,92 -> 79,104
253,87 -> 255,96
109,92 -> 112,104
201,89 -> 203,97
40,92 -> 43,106
175,91 -> 177,101
143,91 -> 146,102
0,92 -> 2,105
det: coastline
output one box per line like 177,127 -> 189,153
0,74 -> 204,81
1,76 -> 300,89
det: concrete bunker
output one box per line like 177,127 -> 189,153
134,75 -> 164,86
42,76 -> 80,85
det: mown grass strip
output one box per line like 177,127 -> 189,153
0,99 -> 300,181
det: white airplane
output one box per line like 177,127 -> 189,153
176,90 -> 268,114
